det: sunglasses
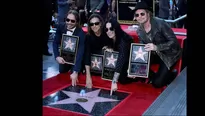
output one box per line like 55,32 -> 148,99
89,22 -> 100,26
105,27 -> 114,32
134,13 -> 145,17
66,18 -> 76,23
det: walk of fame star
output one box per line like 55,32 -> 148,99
106,54 -> 117,67
134,47 -> 147,61
64,38 -> 75,50
91,57 -> 101,69
49,89 -> 118,113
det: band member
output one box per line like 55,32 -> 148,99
103,19 -> 135,94
53,10 -> 86,86
84,13 -> 112,88
133,1 -> 182,88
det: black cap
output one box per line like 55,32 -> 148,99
134,1 -> 151,12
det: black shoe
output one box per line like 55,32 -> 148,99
43,52 -> 52,56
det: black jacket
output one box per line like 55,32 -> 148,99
136,17 -> 182,69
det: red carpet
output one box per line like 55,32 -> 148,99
43,73 -> 163,116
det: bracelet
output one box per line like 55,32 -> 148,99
113,72 -> 120,82
112,80 -> 117,84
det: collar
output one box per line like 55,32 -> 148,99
67,27 -> 76,32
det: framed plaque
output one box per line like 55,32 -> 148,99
60,34 -> 79,65
102,51 -> 119,81
128,43 -> 151,78
117,0 -> 155,24
90,54 -> 104,74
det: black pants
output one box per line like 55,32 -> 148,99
59,64 -> 72,73
149,53 -> 176,88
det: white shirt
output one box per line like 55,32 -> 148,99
66,27 -> 76,36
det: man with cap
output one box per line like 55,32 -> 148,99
131,1 -> 182,88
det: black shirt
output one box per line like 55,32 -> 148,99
84,33 -> 112,65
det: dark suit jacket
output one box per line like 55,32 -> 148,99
53,23 -> 86,72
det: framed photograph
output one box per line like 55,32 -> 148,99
128,43 -> 151,78
60,34 -> 79,65
102,51 -> 119,81
90,54 -> 104,74
117,0 -> 155,24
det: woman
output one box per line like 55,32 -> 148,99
84,13 -> 112,88
103,19 -> 135,93
53,10 -> 86,86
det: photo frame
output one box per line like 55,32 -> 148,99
128,43 -> 151,78
90,54 -> 104,74
60,34 -> 79,65
102,51 -> 119,81
117,0 -> 155,24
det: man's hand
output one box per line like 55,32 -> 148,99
56,57 -> 65,64
110,82 -> 117,96
70,71 -> 78,86
144,43 -> 157,51
86,74 -> 92,88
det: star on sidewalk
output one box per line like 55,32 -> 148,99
49,89 -> 119,113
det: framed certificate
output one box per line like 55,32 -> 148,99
102,51 -> 119,81
60,34 -> 79,65
128,43 -> 151,78
90,54 -> 104,74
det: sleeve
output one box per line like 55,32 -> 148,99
114,39 -> 131,73
84,35 -> 91,66
73,30 -> 86,72
156,20 -> 180,51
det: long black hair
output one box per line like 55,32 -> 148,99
104,19 -> 132,50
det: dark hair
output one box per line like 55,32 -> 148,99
87,13 -> 104,35
104,19 -> 125,50
65,10 -> 80,27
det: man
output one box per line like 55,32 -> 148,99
53,10 -> 86,86
132,1 -> 182,88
